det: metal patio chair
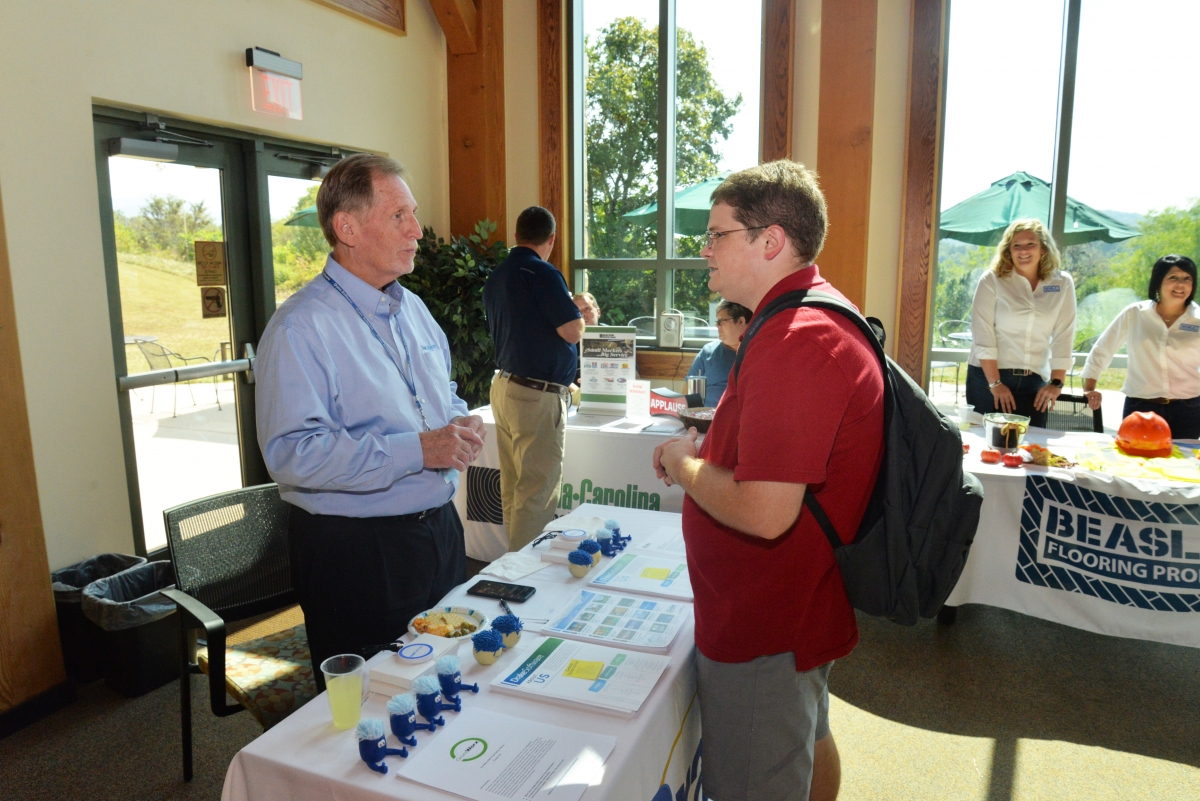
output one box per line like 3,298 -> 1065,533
931,319 -> 971,404
135,340 -> 221,416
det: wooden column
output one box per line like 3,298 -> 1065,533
816,0 -> 877,310
444,0 -> 507,240
0,182 -> 66,717
760,0 -> 796,162
894,0 -> 949,382
538,0 -> 569,280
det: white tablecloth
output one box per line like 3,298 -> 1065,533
454,407 -> 688,561
952,428 -> 1200,647
222,505 -> 701,801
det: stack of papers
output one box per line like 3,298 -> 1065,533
398,708 -> 617,801
368,635 -> 459,695
627,523 -> 688,557
588,553 -> 693,601
490,636 -> 671,716
542,589 -> 690,653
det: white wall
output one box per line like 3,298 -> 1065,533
0,0 -> 451,569
504,0 -> 541,239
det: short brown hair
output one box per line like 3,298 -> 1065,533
990,218 -> 1061,280
709,160 -> 827,264
515,206 -> 556,245
316,154 -> 405,247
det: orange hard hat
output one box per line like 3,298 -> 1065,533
1115,411 -> 1173,458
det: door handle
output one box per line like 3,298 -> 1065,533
242,343 -> 256,384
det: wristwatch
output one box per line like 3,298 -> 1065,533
988,380 -> 1003,389
1049,378 -> 1063,388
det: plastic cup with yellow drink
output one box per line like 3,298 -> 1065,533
321,654 -> 369,730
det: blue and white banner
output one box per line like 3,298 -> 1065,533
947,464 -> 1200,648
1017,474 -> 1200,611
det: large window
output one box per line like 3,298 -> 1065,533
932,0 -> 1200,402
571,0 -> 763,344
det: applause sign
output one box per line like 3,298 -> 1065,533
1018,474 -> 1200,611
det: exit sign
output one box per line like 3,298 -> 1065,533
250,67 -> 302,120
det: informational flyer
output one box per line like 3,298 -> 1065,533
490,637 -> 671,715
588,553 -> 693,601
624,379 -> 652,421
628,523 -> 688,557
579,326 -> 637,415
398,708 -> 616,801
543,589 -> 690,653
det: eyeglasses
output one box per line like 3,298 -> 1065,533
704,226 -> 768,247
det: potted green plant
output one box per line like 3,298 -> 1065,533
404,220 -> 507,409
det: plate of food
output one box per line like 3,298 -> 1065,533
408,606 -> 487,639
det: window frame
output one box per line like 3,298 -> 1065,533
567,0 -> 762,349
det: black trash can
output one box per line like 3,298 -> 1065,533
51,553 -> 147,683
81,561 -> 178,697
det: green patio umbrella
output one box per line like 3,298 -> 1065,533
284,205 -> 319,227
621,173 -> 730,236
939,172 -> 1140,248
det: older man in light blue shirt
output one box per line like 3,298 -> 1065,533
256,154 -> 485,686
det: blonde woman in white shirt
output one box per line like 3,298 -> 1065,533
1081,255 -> 1200,438
966,219 -> 1076,428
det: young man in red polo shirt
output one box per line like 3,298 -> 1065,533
653,160 -> 885,801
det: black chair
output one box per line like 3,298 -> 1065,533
1045,392 -> 1104,433
160,484 -> 314,781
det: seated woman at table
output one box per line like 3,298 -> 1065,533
686,299 -> 752,407
966,219 -> 1076,428
1081,255 -> 1200,438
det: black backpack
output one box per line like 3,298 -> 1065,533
732,289 -> 983,625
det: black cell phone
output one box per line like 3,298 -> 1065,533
467,580 -> 537,603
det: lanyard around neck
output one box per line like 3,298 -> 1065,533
321,271 -> 431,432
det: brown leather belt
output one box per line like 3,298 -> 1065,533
500,371 -> 568,394
1128,397 -> 1180,405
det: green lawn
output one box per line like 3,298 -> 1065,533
117,253 -> 234,373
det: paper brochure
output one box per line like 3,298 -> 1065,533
542,589 -> 689,653
489,637 -> 670,715
398,708 -> 616,801
588,552 -> 693,600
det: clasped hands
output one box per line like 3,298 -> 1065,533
652,428 -> 700,487
990,381 -> 1061,413
419,415 -> 486,471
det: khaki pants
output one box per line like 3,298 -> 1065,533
490,373 -> 567,550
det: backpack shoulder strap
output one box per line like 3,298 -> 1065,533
730,289 -> 890,552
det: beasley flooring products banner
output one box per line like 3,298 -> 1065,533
947,468 -> 1200,648
1017,474 -> 1200,610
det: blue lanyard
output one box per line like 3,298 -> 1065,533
321,271 -> 431,432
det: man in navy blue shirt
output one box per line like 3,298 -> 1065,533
484,207 -> 584,549
686,299 -> 752,407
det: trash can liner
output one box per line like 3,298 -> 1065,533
81,561 -> 177,631
51,553 -> 146,602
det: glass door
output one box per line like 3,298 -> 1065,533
95,112 -> 258,554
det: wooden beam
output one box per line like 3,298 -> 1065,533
446,0 -> 506,241
894,0 -> 949,382
636,350 -> 697,381
0,180 -> 65,714
538,0 -> 568,280
816,0 -> 877,310
309,0 -> 405,35
760,0 -> 795,162
429,0 -> 478,54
